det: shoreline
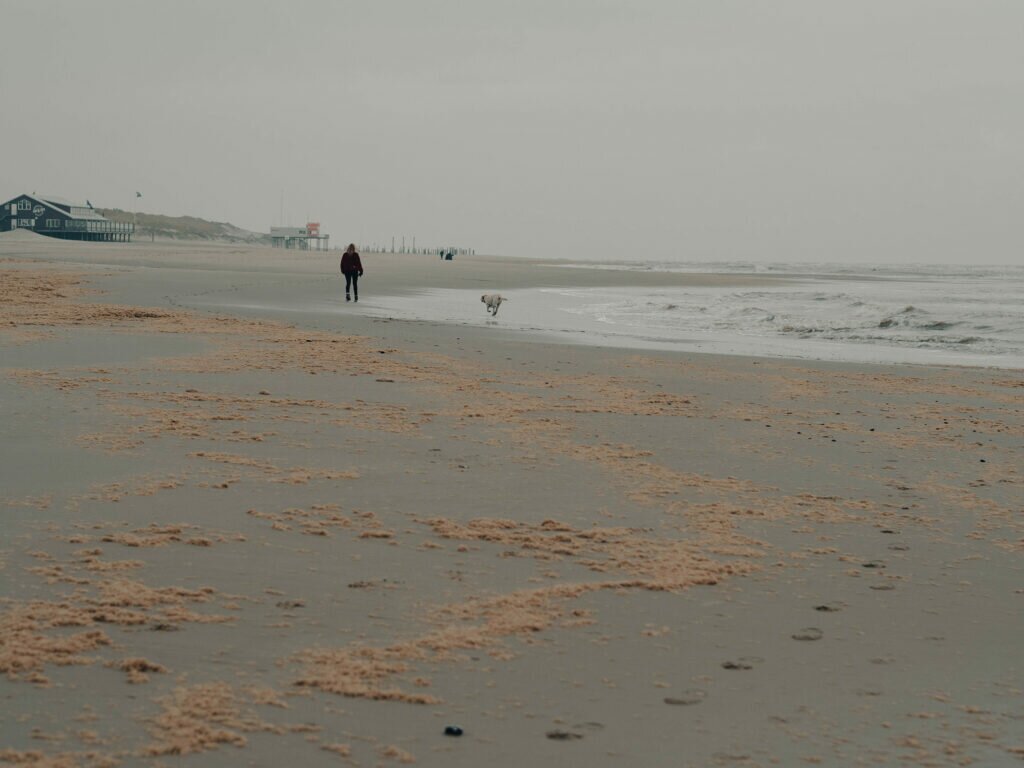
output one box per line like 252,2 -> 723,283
4,234 -> 1019,372
2,234 -> 1018,372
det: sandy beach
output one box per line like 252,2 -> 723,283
1,234 -> 1021,767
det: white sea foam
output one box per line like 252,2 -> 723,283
362,262 -> 1024,369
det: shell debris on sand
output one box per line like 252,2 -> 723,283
2,258 -> 1022,765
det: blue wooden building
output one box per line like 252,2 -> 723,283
0,193 -> 134,242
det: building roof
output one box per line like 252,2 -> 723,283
2,195 -> 69,218
3,193 -> 110,221
37,194 -> 107,218
36,194 -> 77,207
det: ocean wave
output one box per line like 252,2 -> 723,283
875,306 -> 971,331
536,268 -> 1023,365
781,325 -> 824,335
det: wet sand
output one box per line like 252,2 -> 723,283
1,235 -> 1022,767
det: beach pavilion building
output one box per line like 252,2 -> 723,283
0,193 -> 134,242
270,222 -> 330,250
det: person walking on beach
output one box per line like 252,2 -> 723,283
340,243 -> 364,302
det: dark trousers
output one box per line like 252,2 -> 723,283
344,272 -> 359,298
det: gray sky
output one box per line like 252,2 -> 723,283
3,1 -> 1023,264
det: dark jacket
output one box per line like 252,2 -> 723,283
340,252 -> 363,275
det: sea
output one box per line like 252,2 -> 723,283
363,261 -> 1024,370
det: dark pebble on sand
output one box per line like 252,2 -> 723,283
444,726 -> 463,737
870,583 -> 895,591
814,604 -> 841,612
792,627 -> 824,641
546,730 -> 583,741
721,660 -> 754,670
861,560 -> 885,569
664,689 -> 707,706
880,529 -> 898,534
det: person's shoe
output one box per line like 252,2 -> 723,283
345,294 -> 351,301
354,296 -> 358,302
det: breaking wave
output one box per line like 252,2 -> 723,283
545,264 -> 1024,366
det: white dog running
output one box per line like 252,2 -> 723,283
481,294 -> 507,317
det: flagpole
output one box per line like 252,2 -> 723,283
133,192 -> 141,239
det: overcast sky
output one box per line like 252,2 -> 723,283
3,1 -> 1022,264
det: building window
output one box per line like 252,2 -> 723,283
17,200 -> 31,211
45,219 -> 61,228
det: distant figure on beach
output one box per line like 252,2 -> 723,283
340,243 -> 364,302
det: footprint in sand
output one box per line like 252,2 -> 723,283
792,627 -> 824,641
664,689 -> 707,706
855,688 -> 883,697
870,583 -> 896,591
